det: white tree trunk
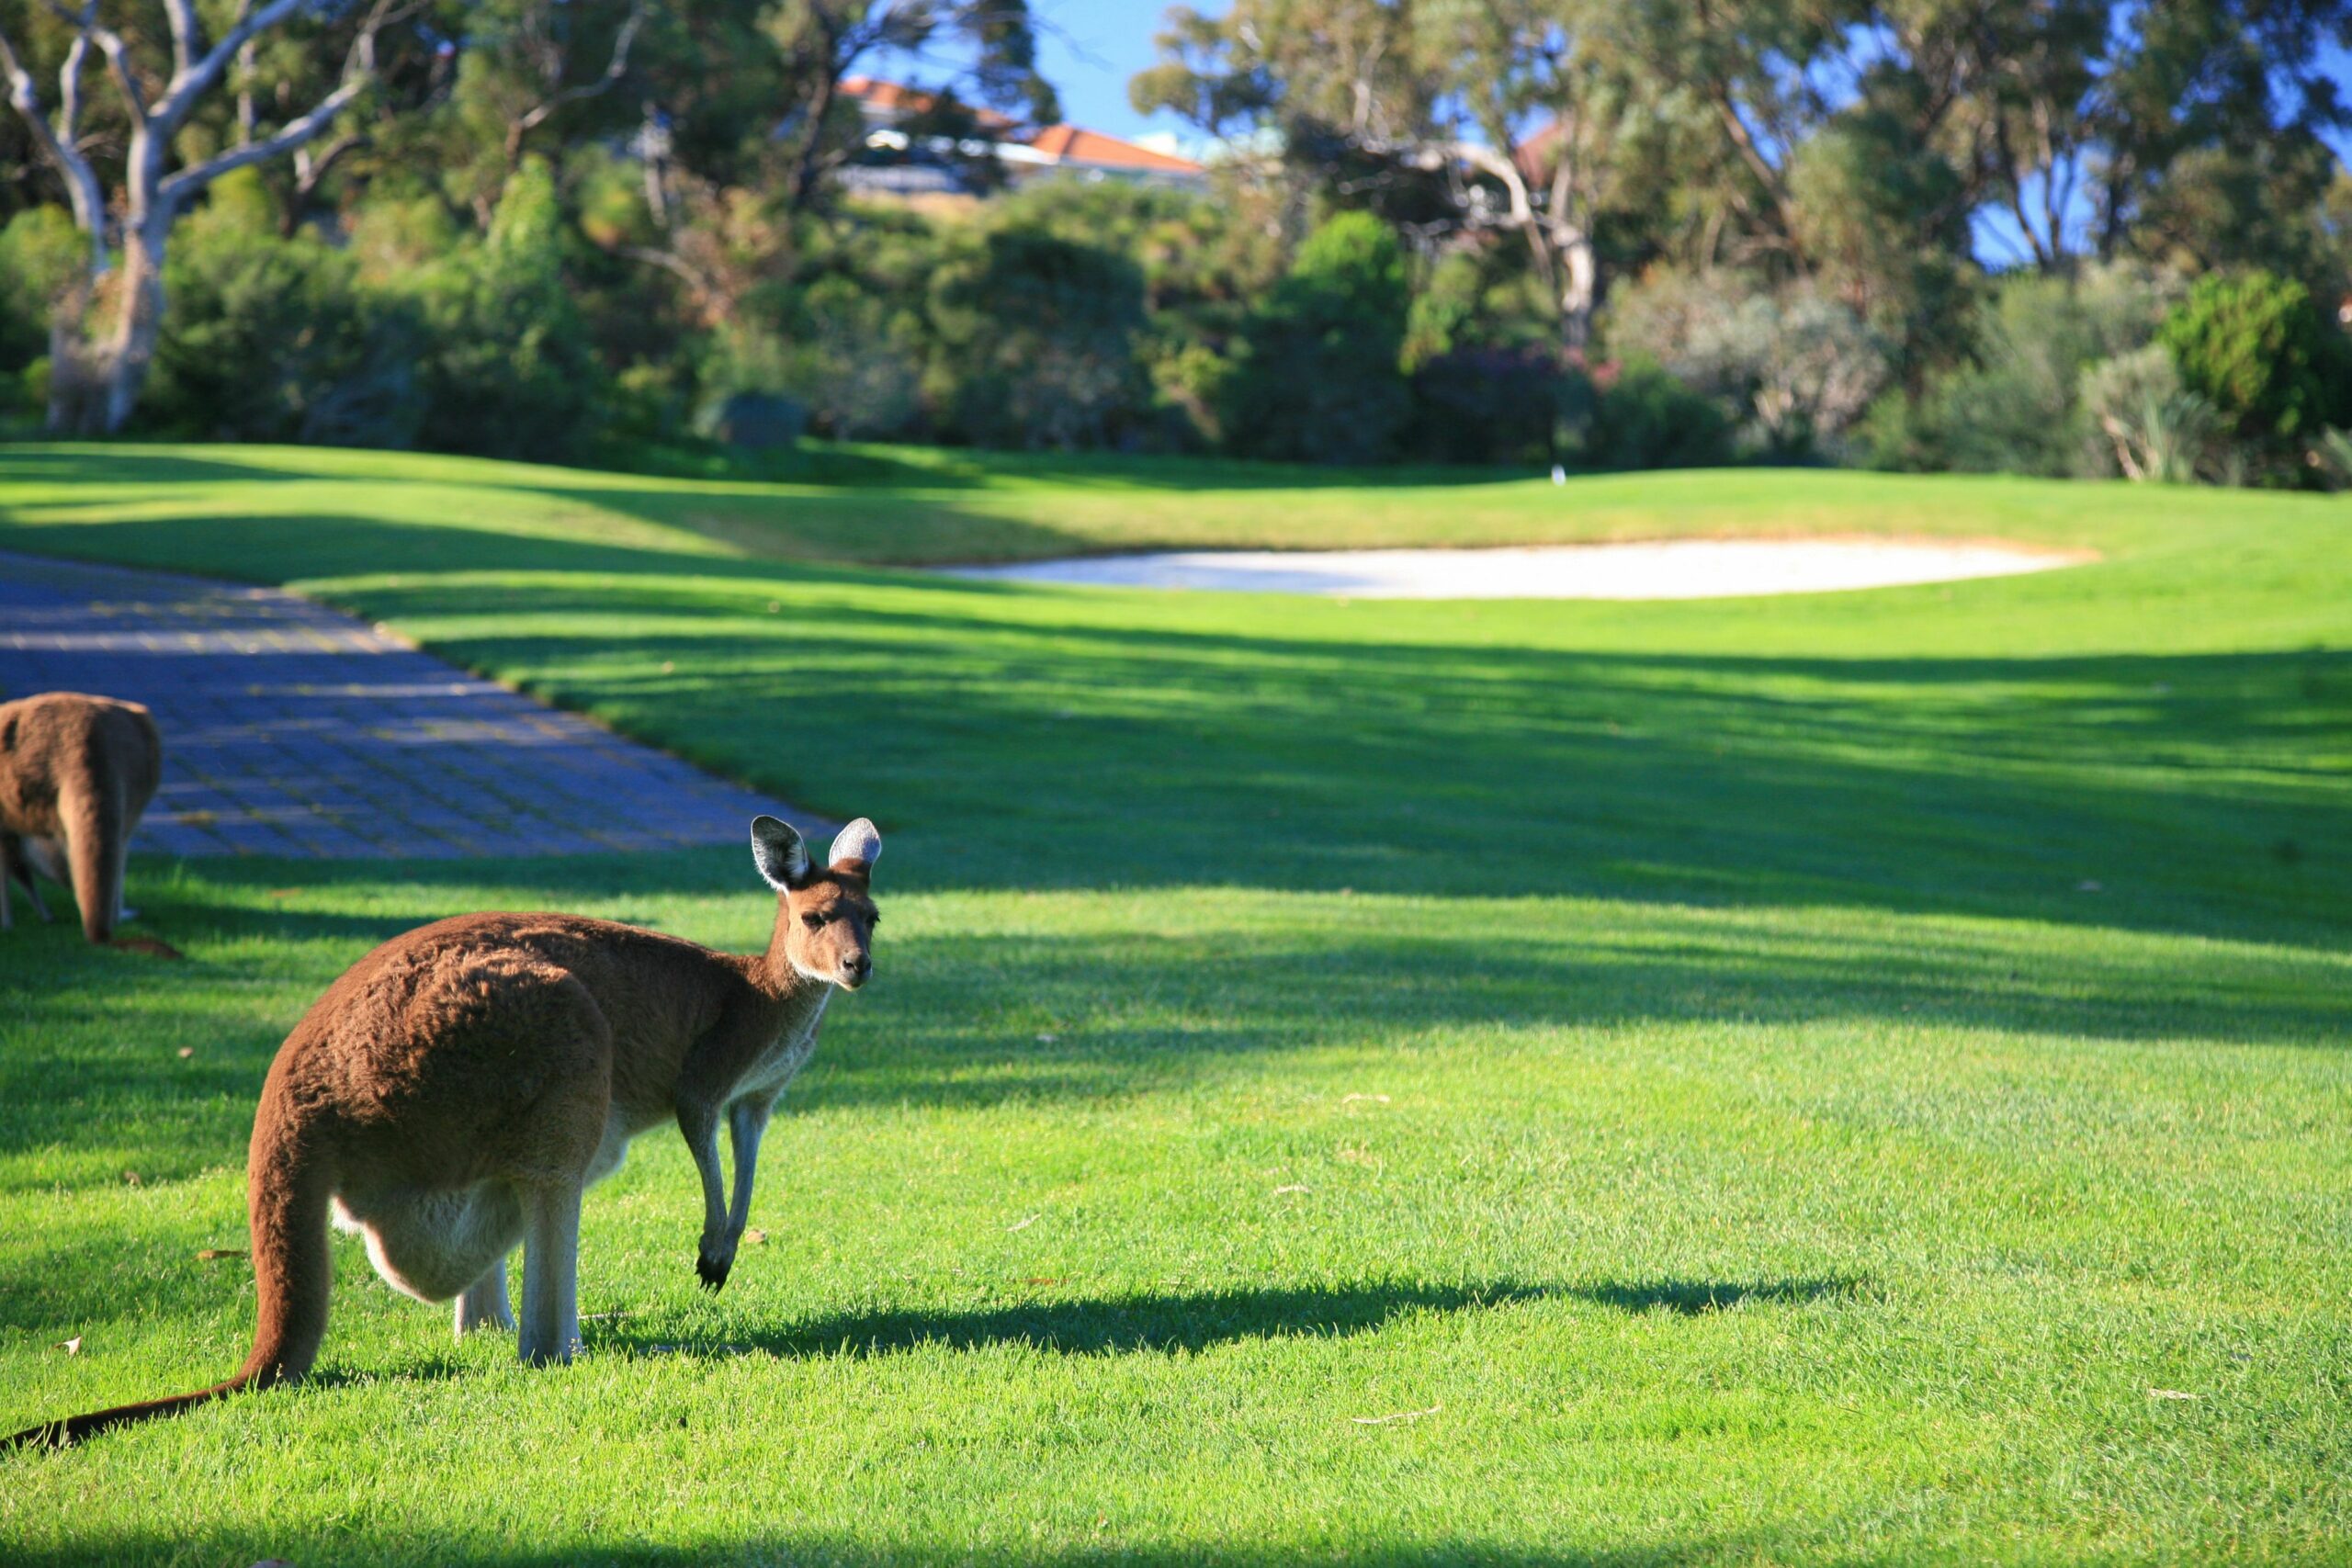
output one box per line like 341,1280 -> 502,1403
1555,225 -> 1596,355
44,274 -> 103,435
99,220 -> 171,434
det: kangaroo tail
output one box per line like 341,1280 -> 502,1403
61,773 -> 125,946
5,1096 -> 334,1451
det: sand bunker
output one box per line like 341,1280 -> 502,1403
951,538 -> 2088,601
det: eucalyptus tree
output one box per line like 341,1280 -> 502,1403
1135,0 -> 1647,353
766,0 -> 1057,215
0,0 -> 426,434
589,0 -> 1056,329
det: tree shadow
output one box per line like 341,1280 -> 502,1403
2,439 -> 1541,497
327,567 -> 2351,946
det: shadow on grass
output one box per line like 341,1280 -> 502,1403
605,1280 -> 1555,1361
6,815 -> 2345,1190
602,1278 -> 1861,1363
6,488 -> 2347,952
1575,1278 -> 1863,1315
1,1279 -> 1856,1447
3,438 -> 1542,497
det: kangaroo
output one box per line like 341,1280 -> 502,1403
6,813 -> 880,1450
0,692 -> 163,944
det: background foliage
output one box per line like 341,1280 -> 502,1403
3,0 -> 2351,482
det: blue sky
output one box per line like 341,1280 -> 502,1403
1027,0 -> 1221,142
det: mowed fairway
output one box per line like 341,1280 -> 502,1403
1,445 -> 2348,1565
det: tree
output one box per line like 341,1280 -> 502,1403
1929,0 -> 2352,275
0,0 -> 417,434
766,0 -> 1056,216
433,0 -> 650,229
1134,0 -> 1645,355
584,0 -> 1057,331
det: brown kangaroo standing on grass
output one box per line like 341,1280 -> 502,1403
0,692 -> 162,944
5,814 -> 881,1451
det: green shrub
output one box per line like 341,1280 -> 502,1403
399,160 -> 609,462
715,282 -> 926,444
1577,357 -> 1735,469
2156,270 -> 2352,481
1948,265 -> 2174,476
1852,264 -> 2179,477
149,208 -> 422,447
928,225 -> 1151,450
0,206 -> 80,372
1221,211 -> 1413,465
2079,344 -> 2217,483
1606,267 -> 1886,458
1409,349 -> 1575,466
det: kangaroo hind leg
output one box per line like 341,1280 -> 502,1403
3,835 -> 55,928
455,1258 -> 516,1337
517,1182 -> 585,1366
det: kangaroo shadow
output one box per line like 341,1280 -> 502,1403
1572,1277 -> 1864,1315
605,1280 -> 1546,1360
596,1276 -> 1863,1362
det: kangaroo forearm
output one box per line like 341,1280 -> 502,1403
726,1097 -> 775,1235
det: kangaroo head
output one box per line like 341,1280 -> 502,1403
752,815 -> 882,990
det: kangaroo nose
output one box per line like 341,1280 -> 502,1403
844,953 -> 871,981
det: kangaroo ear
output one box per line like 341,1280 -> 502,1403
750,816 -> 810,890
828,818 -> 882,873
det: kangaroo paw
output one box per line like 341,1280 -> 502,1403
695,1248 -> 733,1292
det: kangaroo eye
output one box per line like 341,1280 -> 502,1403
867,911 -> 880,927
801,912 -> 827,929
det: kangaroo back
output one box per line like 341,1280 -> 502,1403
4,1081 -> 333,1450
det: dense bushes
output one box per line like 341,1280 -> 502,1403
148,184 -> 420,446
1608,269 -> 1887,459
138,163 -> 609,459
403,161 -> 610,462
1860,262 -> 2352,486
1408,349 -> 1566,465
73,178 -> 1753,473
2078,345 -> 2214,483
1220,212 -> 1415,465
1578,359 -> 1736,470
928,226 -> 1152,450
2156,271 -> 2351,479
0,206 -> 76,367
1856,265 -> 2174,476
28,154 -> 2343,486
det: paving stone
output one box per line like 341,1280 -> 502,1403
0,551 -> 826,861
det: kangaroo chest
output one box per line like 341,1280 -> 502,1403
732,987 -> 830,1104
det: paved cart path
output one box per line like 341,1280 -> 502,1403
0,550 -> 823,860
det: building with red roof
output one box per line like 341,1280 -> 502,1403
835,77 -> 1206,200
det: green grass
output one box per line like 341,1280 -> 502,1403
0,443 -> 2347,1565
